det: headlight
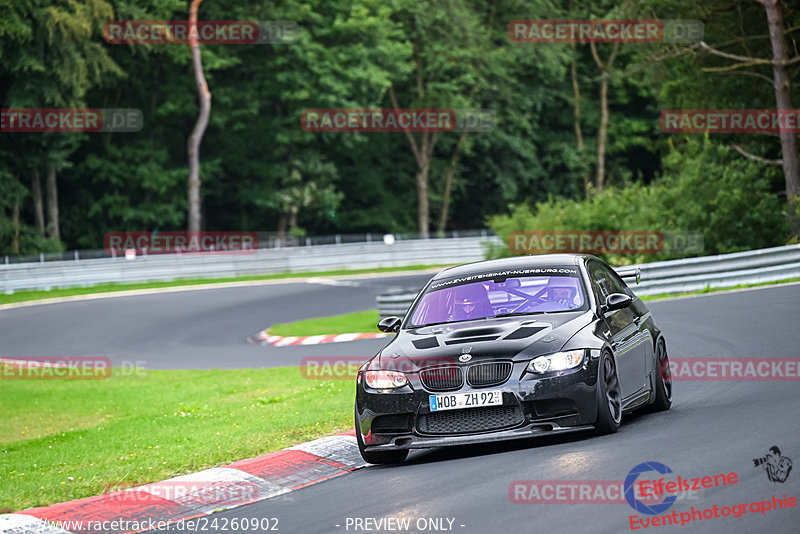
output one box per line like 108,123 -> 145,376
365,370 -> 408,389
527,350 -> 585,374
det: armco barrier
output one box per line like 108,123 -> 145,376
634,244 -> 800,294
376,244 -> 800,319
0,236 -> 497,294
3,238 -> 798,298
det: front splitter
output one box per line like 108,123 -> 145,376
365,422 -> 595,451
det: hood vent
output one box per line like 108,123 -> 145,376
444,335 -> 499,345
449,327 -> 504,338
504,326 -> 547,340
412,337 -> 439,350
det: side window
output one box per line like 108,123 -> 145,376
587,262 -> 609,305
588,261 -> 629,304
604,266 -> 631,296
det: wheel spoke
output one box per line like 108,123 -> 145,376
658,343 -> 672,401
604,358 -> 621,422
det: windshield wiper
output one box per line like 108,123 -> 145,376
493,312 -> 545,318
411,321 -> 451,328
414,312 -> 547,328
413,316 -> 494,328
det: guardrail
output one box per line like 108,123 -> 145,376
633,244 -> 800,294
1,229 -> 491,265
0,235 -> 495,294
376,244 -> 800,318
3,235 -> 798,299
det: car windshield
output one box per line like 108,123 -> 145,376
408,274 -> 586,327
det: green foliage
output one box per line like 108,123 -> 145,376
487,137 -> 788,265
0,0 -> 797,255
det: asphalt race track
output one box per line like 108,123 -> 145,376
0,273 -> 432,370
3,277 -> 799,533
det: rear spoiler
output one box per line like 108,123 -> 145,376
617,267 -> 641,285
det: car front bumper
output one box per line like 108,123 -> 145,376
356,356 -> 601,451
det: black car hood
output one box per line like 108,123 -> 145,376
376,311 -> 594,370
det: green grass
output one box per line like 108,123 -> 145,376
267,310 -> 381,337
0,264 -> 447,307
0,366 -> 354,512
639,276 -> 800,301
4,273 -> 795,512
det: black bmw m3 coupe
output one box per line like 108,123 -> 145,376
355,254 -> 672,464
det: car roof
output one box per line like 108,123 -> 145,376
432,254 -> 590,280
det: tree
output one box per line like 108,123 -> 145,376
635,0 -> 799,239
693,0 -> 799,237
0,0 -> 121,251
388,0 -> 499,236
277,162 -> 342,241
760,0 -> 799,236
186,0 -> 211,233
589,40 -> 620,192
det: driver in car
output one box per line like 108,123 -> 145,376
545,284 -> 579,309
450,284 -> 492,321
552,287 -> 572,306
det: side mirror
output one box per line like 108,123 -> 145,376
602,293 -> 633,313
617,267 -> 641,285
378,316 -> 402,333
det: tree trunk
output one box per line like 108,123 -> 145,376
277,212 -> 287,244
288,207 -> 299,235
568,0 -> 590,198
187,0 -> 211,233
437,129 -> 469,234
590,41 -> 620,193
763,0 -> 800,237
11,198 -> 20,254
45,163 -> 60,241
31,169 -> 45,235
416,145 -> 431,237
596,72 -> 609,192
388,86 -> 438,237
571,46 -> 590,198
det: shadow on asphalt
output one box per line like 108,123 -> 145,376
401,429 -> 597,466
365,407 -> 675,468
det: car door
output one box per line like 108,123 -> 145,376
588,261 -> 648,400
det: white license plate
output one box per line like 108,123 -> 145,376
429,390 -> 502,412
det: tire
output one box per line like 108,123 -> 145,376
648,339 -> 672,412
355,406 -> 409,464
595,351 -> 622,434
